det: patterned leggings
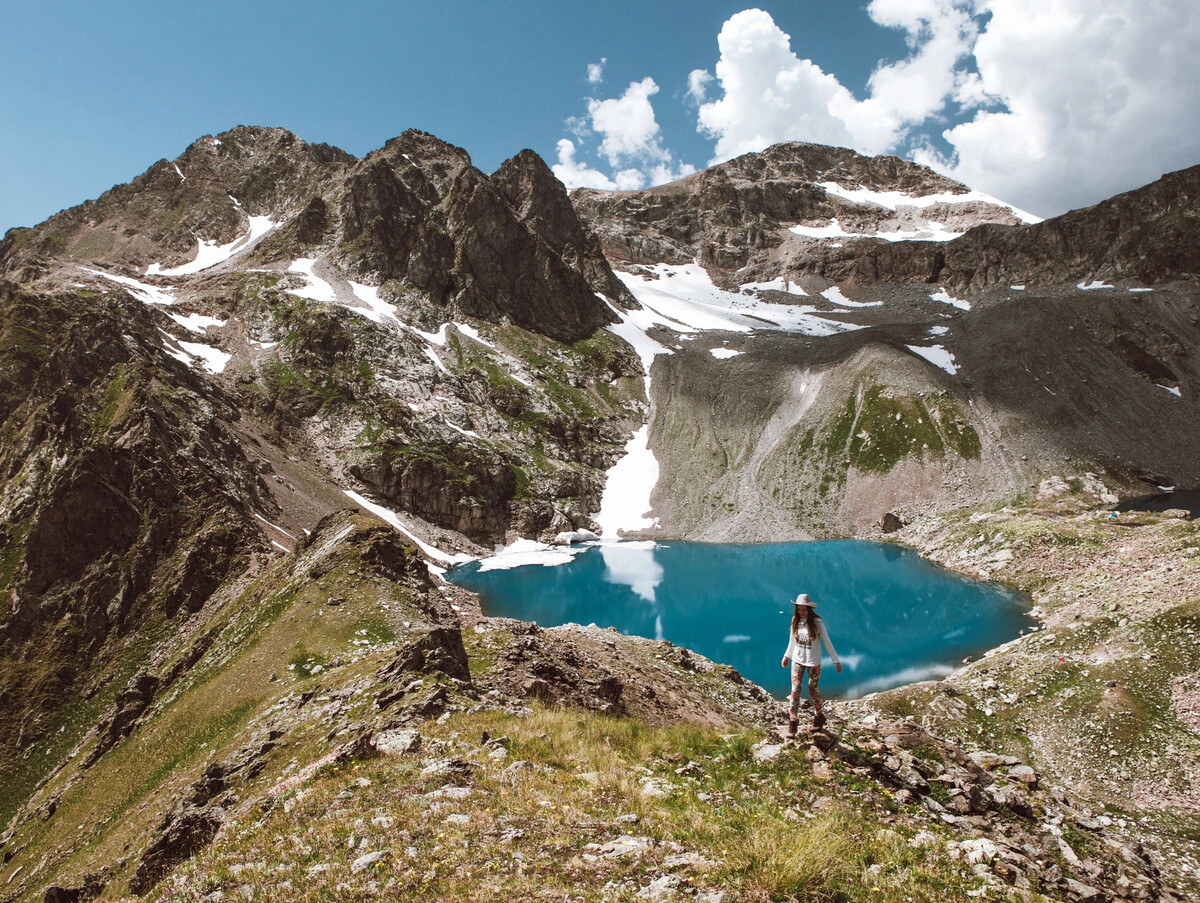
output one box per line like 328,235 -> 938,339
789,663 -> 823,717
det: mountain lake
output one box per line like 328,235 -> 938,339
447,540 -> 1032,700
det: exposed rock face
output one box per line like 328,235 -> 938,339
0,126 -> 354,280
0,282 -> 268,791
572,141 -> 1028,276
83,670 -> 160,767
573,139 -> 1200,296
349,439 -> 517,544
490,149 -> 635,306
377,626 -> 472,684
127,803 -> 224,895
338,132 -> 617,341
1,126 -> 620,344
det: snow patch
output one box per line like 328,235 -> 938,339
343,490 -> 473,566
147,215 -> 276,276
930,288 -> 970,311
444,419 -> 480,438
1010,285 -> 1025,291
595,424 -> 659,537
739,276 -> 806,296
816,182 -> 1042,224
476,539 -> 583,572
601,296 -> 674,374
347,281 -> 402,325
287,258 -> 337,302
928,325 -> 949,336
873,222 -> 964,242
177,340 -> 232,374
253,512 -> 296,540
84,268 -> 176,305
792,217 -> 963,243
423,346 -> 450,375
415,323 -> 450,346
167,313 -> 226,333
1077,280 -> 1114,291
821,286 -> 881,308
791,219 -> 854,239
1157,384 -> 1182,397
1128,287 -> 1153,293
906,344 -> 958,375
618,265 -> 864,336
173,163 -> 186,182
709,347 -> 743,360
453,322 -> 495,348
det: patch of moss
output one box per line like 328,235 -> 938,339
288,644 -> 329,680
847,386 -> 945,474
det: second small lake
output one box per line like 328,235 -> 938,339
447,540 -> 1030,699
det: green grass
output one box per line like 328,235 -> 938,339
149,708 -> 991,903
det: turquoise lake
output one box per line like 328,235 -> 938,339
447,540 -> 1030,699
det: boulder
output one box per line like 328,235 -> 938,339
374,729 -> 421,757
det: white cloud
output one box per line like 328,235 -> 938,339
691,3 -> 1200,216
552,139 -> 618,190
553,78 -> 695,191
687,68 -> 712,105
587,58 -> 607,85
920,0 -> 1200,215
694,6 -> 973,161
588,77 -> 672,167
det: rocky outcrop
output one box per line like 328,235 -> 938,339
572,140 -> 1025,275
377,627 -> 471,685
83,671 -> 159,768
0,282 -> 269,802
127,803 -> 224,895
491,149 -> 635,306
0,126 -> 353,278
337,131 -> 617,342
349,439 -> 517,544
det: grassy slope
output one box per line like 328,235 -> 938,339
149,708 -> 991,903
0,515 -> 436,900
864,493 -> 1200,895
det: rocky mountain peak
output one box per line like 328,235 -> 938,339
571,139 -> 1036,277
491,149 -> 635,307
1,125 -> 622,343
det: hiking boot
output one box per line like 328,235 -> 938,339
813,712 -> 826,730
787,716 -> 798,737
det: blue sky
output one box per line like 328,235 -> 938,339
3,1 -> 1198,231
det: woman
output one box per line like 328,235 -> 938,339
781,593 -> 841,735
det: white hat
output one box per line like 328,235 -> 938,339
793,593 -> 816,609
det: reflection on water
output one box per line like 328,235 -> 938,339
600,541 -> 663,602
448,540 -> 1030,699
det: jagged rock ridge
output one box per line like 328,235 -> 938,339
0,125 -> 628,343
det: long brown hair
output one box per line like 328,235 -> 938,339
790,605 -> 818,638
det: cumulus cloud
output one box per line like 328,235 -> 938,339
553,77 -> 695,191
691,3 -> 1200,216
587,57 -> 607,85
920,0 -> 1200,215
588,77 -> 672,166
551,139 -> 619,190
693,7 -> 971,161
